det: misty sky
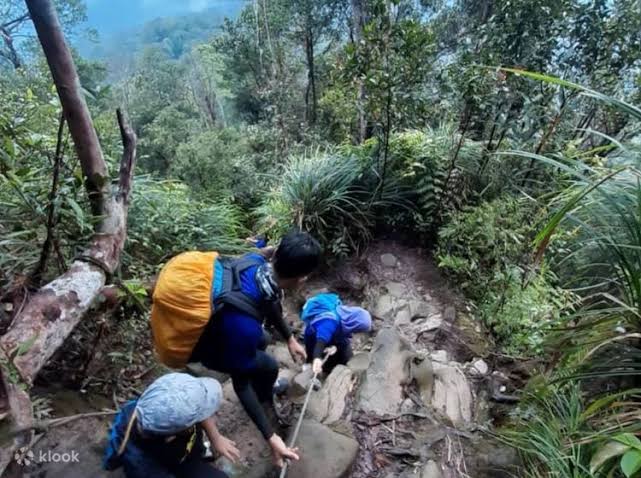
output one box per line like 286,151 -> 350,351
84,0 -> 246,35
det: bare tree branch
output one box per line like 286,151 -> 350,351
0,26 -> 22,69
1,13 -> 31,31
31,114 -> 66,285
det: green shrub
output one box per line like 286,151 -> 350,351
125,177 -> 247,276
385,127 -> 485,232
437,196 -> 536,300
436,196 -> 574,354
478,266 -> 575,354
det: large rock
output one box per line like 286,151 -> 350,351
358,328 -> 411,415
394,306 -> 412,326
431,362 -> 473,426
307,365 -> 354,425
347,352 -> 370,373
291,368 -> 314,398
385,281 -> 407,298
420,317 -> 444,332
286,420 -> 358,478
408,300 -> 433,319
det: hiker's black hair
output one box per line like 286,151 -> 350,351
273,231 -> 322,279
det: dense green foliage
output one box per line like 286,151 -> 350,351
436,197 -> 575,353
2,0 -> 641,476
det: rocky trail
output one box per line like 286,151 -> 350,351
11,242 -> 522,478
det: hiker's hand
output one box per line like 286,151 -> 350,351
312,358 -> 323,375
212,434 -> 241,463
287,337 -> 307,363
268,434 -> 299,467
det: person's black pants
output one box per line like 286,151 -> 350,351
232,349 -> 279,403
175,459 -> 229,478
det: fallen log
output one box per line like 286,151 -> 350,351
0,0 -> 137,473
0,109 -> 136,385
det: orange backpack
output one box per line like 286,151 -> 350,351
150,251 -> 266,368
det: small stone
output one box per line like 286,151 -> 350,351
443,306 -> 456,321
499,385 -> 507,393
400,398 -> 415,414
381,253 -> 398,268
422,460 -> 443,478
471,359 -> 489,376
430,350 -> 449,363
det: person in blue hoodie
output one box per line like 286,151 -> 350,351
301,292 -> 372,375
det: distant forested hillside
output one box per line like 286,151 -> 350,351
78,0 -> 247,64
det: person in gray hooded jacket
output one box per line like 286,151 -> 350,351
104,373 -> 239,478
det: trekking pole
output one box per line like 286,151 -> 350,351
279,346 -> 337,478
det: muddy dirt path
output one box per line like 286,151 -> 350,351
6,241 -> 521,478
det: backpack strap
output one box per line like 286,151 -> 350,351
214,256 -> 266,321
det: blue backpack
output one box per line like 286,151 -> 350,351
301,293 -> 342,326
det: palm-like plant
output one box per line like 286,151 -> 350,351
256,148 -> 409,256
495,68 -> 641,477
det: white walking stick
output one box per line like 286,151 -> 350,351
279,346 -> 337,478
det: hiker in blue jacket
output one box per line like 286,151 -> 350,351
301,292 -> 372,376
189,231 -> 322,467
104,373 -> 237,478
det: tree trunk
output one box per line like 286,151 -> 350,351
0,1 -> 137,473
304,22 -> 317,126
204,94 -> 217,127
351,0 -> 367,143
26,0 -> 110,217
